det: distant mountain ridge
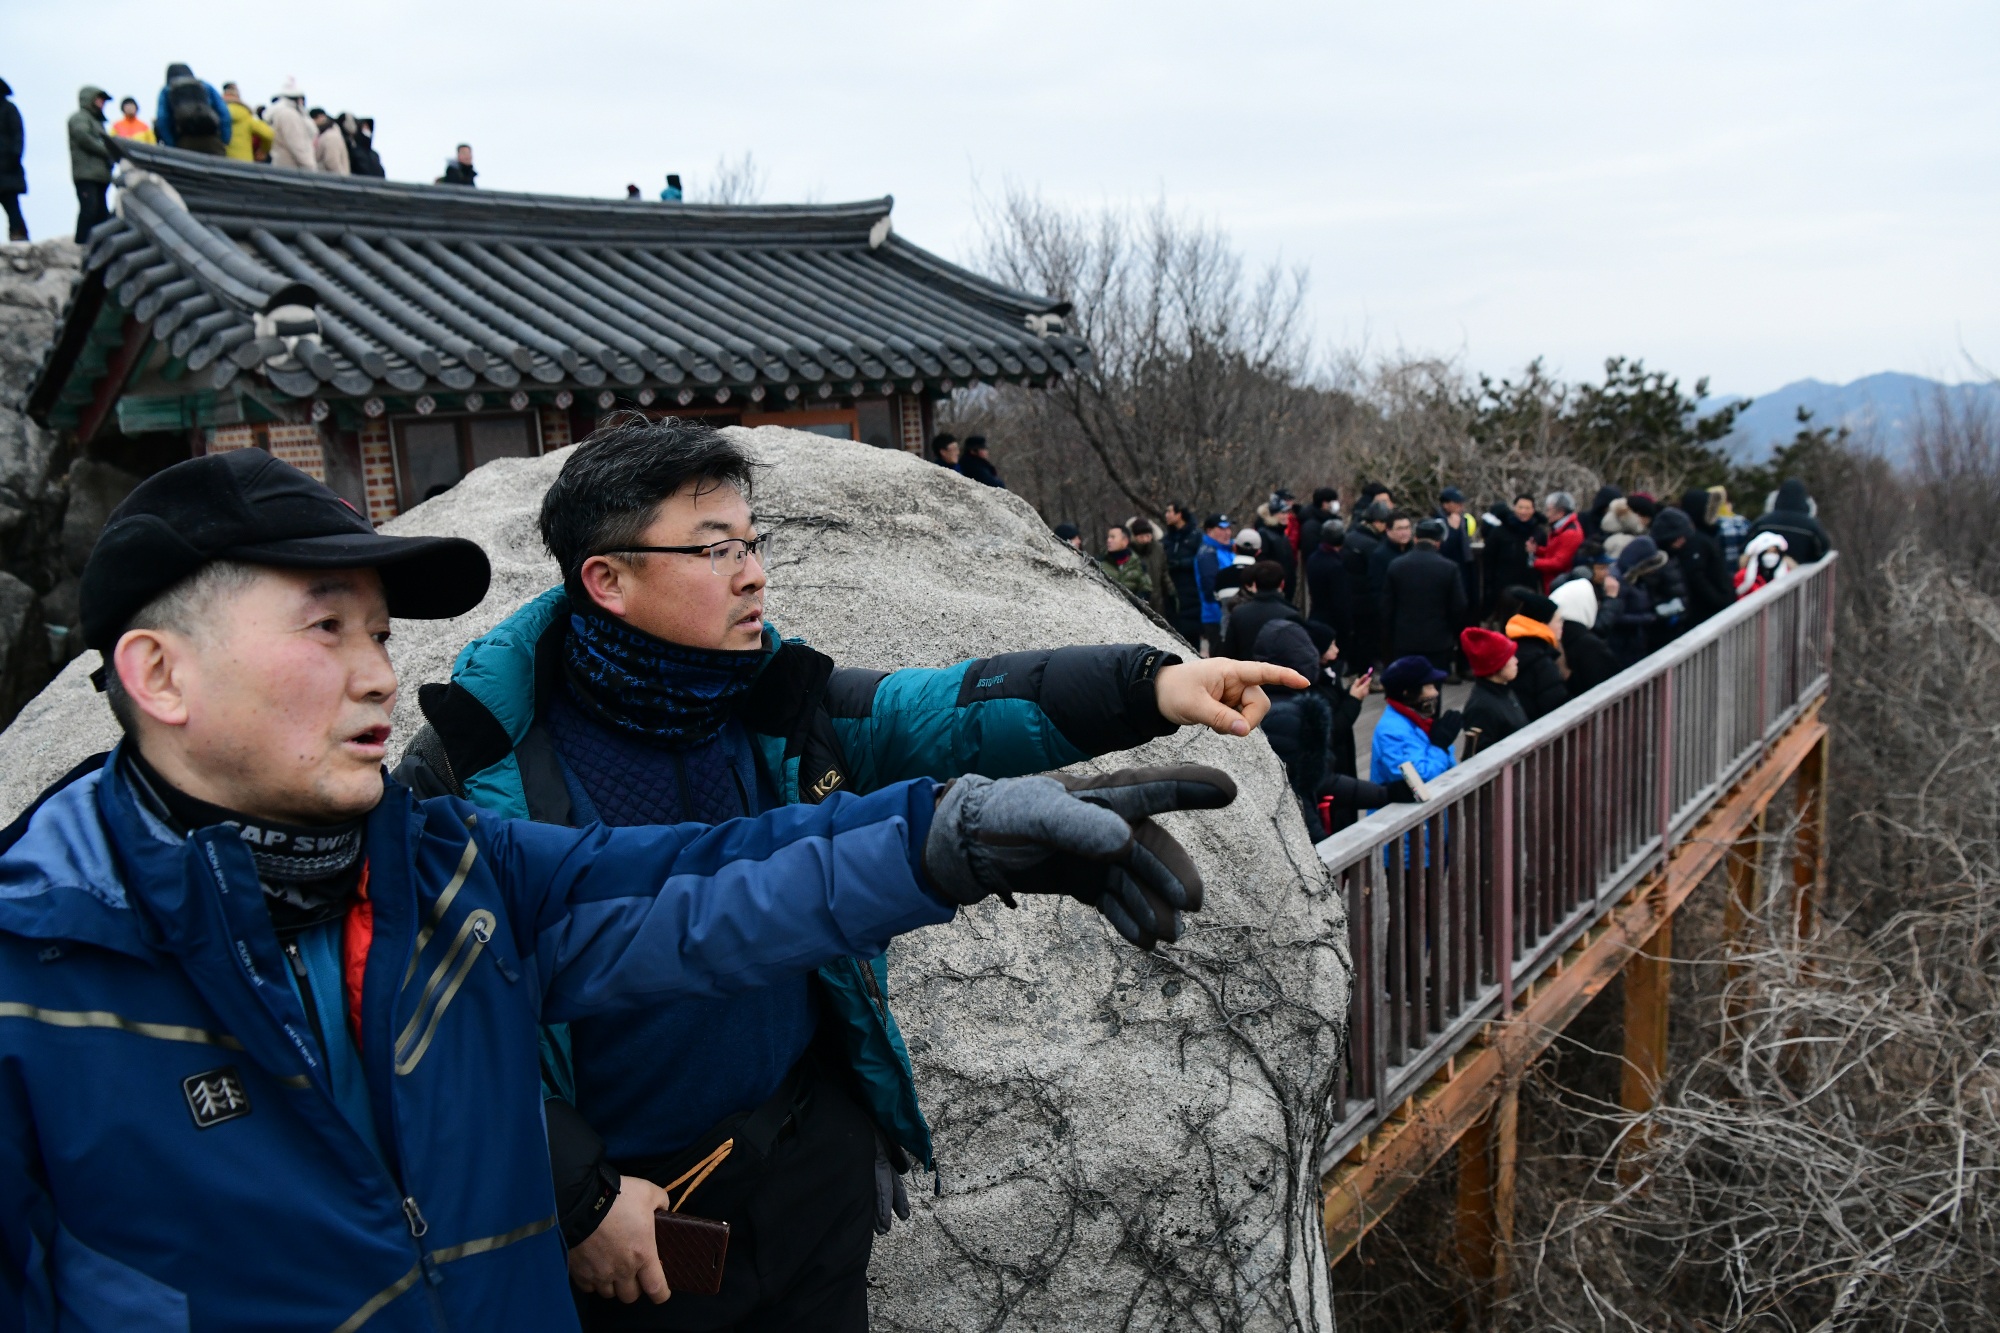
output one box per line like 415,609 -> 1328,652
1711,373 -> 2000,465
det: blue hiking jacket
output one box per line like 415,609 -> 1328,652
395,588 -> 1180,1185
1369,705 -> 1457,788
1196,537 -> 1229,625
0,750 -> 947,1331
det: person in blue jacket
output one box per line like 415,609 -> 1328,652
393,416 -> 1303,1328
1194,514 -> 1233,655
0,448 -> 1229,1332
154,63 -> 231,155
1368,655 -> 1465,791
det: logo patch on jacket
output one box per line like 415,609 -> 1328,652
183,1066 -> 252,1129
807,768 -> 846,800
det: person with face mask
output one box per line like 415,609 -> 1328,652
1735,531 -> 1795,596
1369,655 -> 1463,795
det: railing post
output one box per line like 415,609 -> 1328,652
1657,667 -> 1675,855
1755,605 -> 1768,741
1494,764 -> 1515,1016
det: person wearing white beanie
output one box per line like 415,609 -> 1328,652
1551,574 -> 1622,699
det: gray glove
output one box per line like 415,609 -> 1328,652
872,1133 -> 911,1235
924,765 -> 1235,950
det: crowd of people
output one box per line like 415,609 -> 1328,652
0,67 -> 484,243
1050,475 -> 1832,840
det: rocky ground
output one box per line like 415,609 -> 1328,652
0,240 -> 137,726
0,427 -> 1350,1332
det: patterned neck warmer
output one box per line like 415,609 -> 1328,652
122,747 -> 365,937
562,610 -> 769,749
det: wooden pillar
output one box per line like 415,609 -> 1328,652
1454,1115 -> 1495,1285
1454,1082 -> 1520,1305
1618,915 -> 1672,1181
1724,808 -> 1767,1034
1791,731 -> 1829,942
1492,1082 -> 1519,1296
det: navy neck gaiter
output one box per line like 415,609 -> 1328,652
562,609 -> 767,749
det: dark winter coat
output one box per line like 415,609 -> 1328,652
1462,677 -> 1530,752
1163,523 -> 1203,625
1304,542 -> 1350,644
348,133 -> 386,178
1222,589 -> 1303,661
1509,635 -> 1569,721
1561,619 -> 1623,699
1367,535 -> 1411,601
1747,478 -> 1831,565
1342,526 -> 1383,663
1252,619 -> 1332,812
1381,545 -> 1468,659
440,159 -> 478,187
1603,538 -> 1674,664
1581,486 -> 1622,542
1256,522 -> 1296,592
1481,508 -> 1539,615
958,453 -> 1005,488
1652,506 -> 1734,626
0,81 -> 23,195
1297,504 -> 1337,555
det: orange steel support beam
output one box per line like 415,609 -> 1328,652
1324,704 -> 1826,1265
1454,1113 -> 1496,1284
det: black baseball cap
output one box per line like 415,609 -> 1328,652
82,449 -> 491,654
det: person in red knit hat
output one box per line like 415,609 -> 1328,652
1459,626 -> 1527,754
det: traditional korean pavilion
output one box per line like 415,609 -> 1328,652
28,142 -> 1088,521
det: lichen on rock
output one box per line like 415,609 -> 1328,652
0,426 -> 1349,1331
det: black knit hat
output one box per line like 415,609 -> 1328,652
81,449 -> 490,655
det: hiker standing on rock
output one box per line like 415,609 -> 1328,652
0,79 -> 25,242
67,84 -> 114,242
395,415 -> 1304,1330
0,447 -> 1245,1330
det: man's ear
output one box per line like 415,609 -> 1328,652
114,628 -> 191,728
576,556 -> 629,618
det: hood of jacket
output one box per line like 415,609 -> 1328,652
1649,506 -> 1694,546
1549,578 -> 1598,628
1601,498 -> 1645,535
164,63 -> 195,82
1251,618 -> 1320,684
1681,488 -> 1717,528
1616,535 -> 1661,574
0,79 -> 12,99
1772,477 -> 1816,515
77,84 -> 108,116
1589,485 -> 1622,515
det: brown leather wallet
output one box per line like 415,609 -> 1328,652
653,1211 -> 730,1296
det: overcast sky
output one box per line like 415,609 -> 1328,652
7,0 -> 1995,396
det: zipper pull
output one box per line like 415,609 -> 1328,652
402,1195 -> 429,1238
283,939 -> 308,980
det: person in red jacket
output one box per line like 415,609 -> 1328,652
1531,490 -> 1583,592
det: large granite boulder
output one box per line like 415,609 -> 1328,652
0,427 -> 1348,1332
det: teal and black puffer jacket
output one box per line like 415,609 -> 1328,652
395,588 -> 1180,1214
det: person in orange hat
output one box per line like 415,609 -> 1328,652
1459,626 -> 1526,754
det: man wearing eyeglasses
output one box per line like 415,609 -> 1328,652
396,415 -> 1302,1332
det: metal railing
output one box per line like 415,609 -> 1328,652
1319,555 -> 1836,1169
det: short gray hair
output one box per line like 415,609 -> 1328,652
1545,491 -> 1576,514
102,560 -> 261,733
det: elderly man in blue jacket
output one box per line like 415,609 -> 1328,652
0,449 -> 1234,1331
395,417 -> 1304,1329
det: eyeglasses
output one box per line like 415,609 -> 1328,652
595,534 -> 775,576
